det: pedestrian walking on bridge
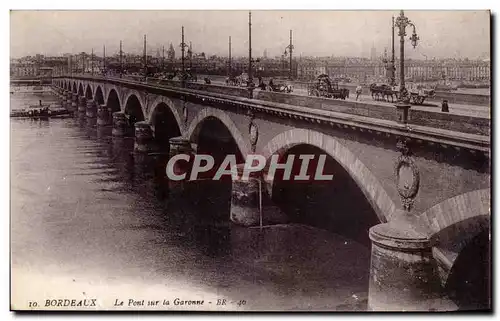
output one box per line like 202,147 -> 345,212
355,85 -> 363,101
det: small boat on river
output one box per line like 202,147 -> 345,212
10,100 -> 73,119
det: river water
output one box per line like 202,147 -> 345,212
10,89 -> 372,311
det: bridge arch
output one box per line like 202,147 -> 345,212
123,93 -> 145,124
149,99 -> 183,146
123,90 -> 146,114
104,85 -> 122,108
419,189 -> 491,310
85,84 -> 93,100
78,83 -> 84,96
417,189 -> 490,238
260,128 -> 397,224
106,89 -> 121,113
187,108 -> 251,160
147,96 -> 182,129
72,82 -> 77,93
94,86 -> 105,105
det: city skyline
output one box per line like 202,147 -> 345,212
10,10 -> 490,60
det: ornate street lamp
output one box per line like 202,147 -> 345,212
248,11 -> 254,88
180,26 -> 190,84
394,10 -> 419,124
395,10 -> 419,104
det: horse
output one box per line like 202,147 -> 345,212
369,83 -> 396,102
267,82 -> 293,93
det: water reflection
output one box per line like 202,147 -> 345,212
11,91 -> 373,311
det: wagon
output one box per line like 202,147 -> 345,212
370,83 -> 436,105
408,88 -> 436,105
307,74 -> 349,99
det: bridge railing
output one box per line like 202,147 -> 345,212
58,74 -> 490,140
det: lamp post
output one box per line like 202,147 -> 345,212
119,40 -> 123,78
91,48 -> 94,76
382,17 -> 396,86
248,11 -> 254,88
284,29 -> 294,80
101,45 -> 105,76
143,34 -> 147,82
390,16 -> 396,86
395,10 -> 419,104
228,36 -> 232,77
180,26 -> 189,76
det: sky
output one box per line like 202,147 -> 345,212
9,10 -> 491,60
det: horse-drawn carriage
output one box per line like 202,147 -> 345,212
369,83 -> 435,105
265,78 -> 293,93
226,73 -> 250,87
369,83 -> 398,102
307,74 -> 349,99
165,71 -> 197,82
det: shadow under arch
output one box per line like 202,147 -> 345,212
149,102 -> 182,150
442,227 -> 491,311
260,128 -> 397,224
78,83 -> 84,96
72,82 -> 77,93
124,94 -> 145,126
187,108 -> 251,161
94,86 -> 105,105
416,189 -> 491,310
106,89 -> 121,113
85,84 -> 93,100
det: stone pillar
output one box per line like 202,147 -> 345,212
61,90 -> 69,109
112,111 -> 128,137
167,136 -> 195,194
71,93 -> 78,111
134,121 -> 155,153
168,136 -> 194,160
368,222 -> 456,311
97,104 -> 111,126
78,96 -> 87,113
86,99 -> 97,118
66,92 -> 72,111
230,164 -> 262,227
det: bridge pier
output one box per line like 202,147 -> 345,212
66,92 -> 72,111
367,222 -> 457,311
134,121 -> 155,153
86,99 -> 97,118
97,104 -> 111,126
112,111 -> 128,137
230,164 -> 262,227
167,136 -> 196,195
61,90 -> 69,109
78,97 -> 87,114
71,93 -> 78,111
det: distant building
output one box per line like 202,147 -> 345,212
370,44 -> 377,61
167,43 -> 176,61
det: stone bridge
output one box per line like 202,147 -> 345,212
52,75 -> 490,311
